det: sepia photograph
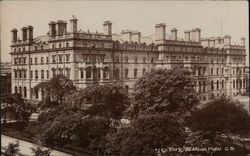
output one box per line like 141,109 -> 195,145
0,0 -> 249,156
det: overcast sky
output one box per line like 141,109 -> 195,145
0,1 -> 249,64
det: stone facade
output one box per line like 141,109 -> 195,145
10,16 -> 248,103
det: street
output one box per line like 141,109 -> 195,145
1,135 -> 72,156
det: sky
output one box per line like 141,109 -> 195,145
0,1 -> 249,64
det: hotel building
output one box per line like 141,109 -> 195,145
10,16 -> 248,103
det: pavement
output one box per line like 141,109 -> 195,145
1,135 -> 73,156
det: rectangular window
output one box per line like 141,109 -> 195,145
52,55 -> 56,63
134,69 -> 138,78
30,71 -> 33,79
46,57 -> 49,63
125,69 -> 129,78
41,57 -> 44,64
66,70 -> 70,78
14,71 -> 17,78
233,80 -> 235,89
124,56 -> 128,63
143,57 -> 146,63
134,57 -> 138,63
221,68 -> 224,74
47,70 -> 49,79
211,81 -> 214,90
151,57 -> 154,63
35,70 -> 38,79
66,54 -> 70,62
23,70 -> 26,78
23,58 -> 26,64
211,68 -> 213,75
143,68 -> 146,74
30,58 -> 32,64
35,57 -> 38,64
80,69 -> 84,79
115,56 -> 119,63
217,68 -> 219,75
59,55 -> 63,63
41,70 -> 44,79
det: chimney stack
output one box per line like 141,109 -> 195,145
131,31 -> 141,43
27,25 -> 33,41
155,23 -> 166,41
121,30 -> 132,42
184,30 -> 190,41
191,28 -> 201,42
103,21 -> 112,36
49,21 -> 56,37
70,15 -> 78,33
56,20 -> 67,36
241,37 -> 245,47
171,28 -> 177,40
11,29 -> 18,43
21,27 -> 27,41
223,35 -> 231,46
209,39 -> 215,48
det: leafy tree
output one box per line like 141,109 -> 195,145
107,68 -> 198,155
66,83 -> 129,120
30,144 -> 51,156
106,113 -> 186,156
1,93 -> 34,125
189,96 -> 250,146
129,68 -> 199,118
34,74 -> 76,110
5,140 -> 20,156
187,96 -> 250,156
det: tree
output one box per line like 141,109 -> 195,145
5,140 -> 20,156
34,74 -> 76,110
1,93 -> 34,126
66,83 -> 129,120
107,68 -> 199,155
106,113 -> 186,156
187,96 -> 250,155
30,144 -> 51,156
129,68 -> 199,118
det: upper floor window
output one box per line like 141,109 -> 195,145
23,47 -> 25,52
143,68 -> 146,74
41,45 -> 43,50
35,70 -> 38,79
52,44 -> 55,49
46,57 -> 49,63
217,80 -> 219,89
134,57 -> 138,63
134,69 -> 138,78
30,71 -> 33,79
66,42 -> 69,47
211,81 -> 214,90
35,46 -> 38,51
143,57 -> 146,63
30,58 -> 33,64
41,70 -> 44,79
151,57 -> 154,63
115,56 -> 119,63
124,56 -> 128,63
47,70 -> 49,79
52,55 -> 56,63
14,48 -> 16,52
66,54 -> 70,62
211,68 -> 213,75
35,57 -> 38,64
58,55 -> 63,63
41,57 -> 44,64
59,43 -> 62,48
125,69 -> 129,78
217,68 -> 219,75
66,69 -> 70,78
